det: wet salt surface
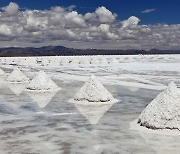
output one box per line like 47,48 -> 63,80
1,55 -> 180,153
0,80 -> 179,154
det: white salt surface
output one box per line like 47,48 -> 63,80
138,82 -> 180,130
0,68 -> 5,76
6,68 -> 29,83
26,71 -> 60,91
74,75 -> 115,102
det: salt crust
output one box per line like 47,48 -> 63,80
138,82 -> 180,131
6,68 -> 29,83
26,71 -> 60,91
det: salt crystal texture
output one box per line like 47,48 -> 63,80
26,71 -> 60,91
138,82 -> 180,130
6,68 -> 29,83
74,75 -> 114,102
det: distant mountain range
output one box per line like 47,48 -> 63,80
0,46 -> 180,57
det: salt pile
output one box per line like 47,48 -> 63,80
26,71 -> 60,91
100,58 -> 108,64
70,58 -> 79,64
79,58 -> 90,65
6,68 -> 29,83
90,58 -> 99,64
111,58 -> 119,64
74,75 -> 115,102
60,58 -> 69,65
138,82 -> 180,130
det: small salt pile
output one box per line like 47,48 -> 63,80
60,58 -> 69,65
26,71 -> 60,91
70,58 -> 79,64
138,82 -> 180,130
90,58 -> 99,64
6,68 -> 29,83
74,75 -> 114,102
100,58 -> 108,64
111,58 -> 119,64
79,57 -> 90,65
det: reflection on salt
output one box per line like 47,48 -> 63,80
7,83 -> 28,96
0,77 -> 5,89
74,101 -> 115,125
140,132 -> 180,154
127,86 -> 139,92
26,90 -> 59,108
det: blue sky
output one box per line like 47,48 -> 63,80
1,0 -> 180,24
0,0 -> 179,49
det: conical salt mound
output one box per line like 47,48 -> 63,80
6,68 -> 29,83
26,71 -> 60,91
138,82 -> 180,130
74,75 -> 114,102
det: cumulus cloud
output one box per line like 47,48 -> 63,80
121,16 -> 140,28
2,2 -> 19,16
0,24 -> 12,36
0,2 -> 179,50
95,6 -> 116,23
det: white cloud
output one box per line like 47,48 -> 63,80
0,2 -> 179,50
0,24 -> 12,36
141,8 -> 156,14
2,2 -> 19,16
121,16 -> 140,28
95,6 -> 116,23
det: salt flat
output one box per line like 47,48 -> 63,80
0,55 -> 180,154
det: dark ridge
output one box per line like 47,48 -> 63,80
0,46 -> 180,57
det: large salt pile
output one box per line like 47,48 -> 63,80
26,71 -> 60,91
6,68 -> 29,83
74,75 -> 115,102
138,82 -> 180,130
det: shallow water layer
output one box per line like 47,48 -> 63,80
0,55 -> 180,154
0,80 -> 179,154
